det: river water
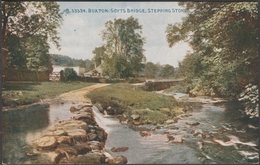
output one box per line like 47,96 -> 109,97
2,94 -> 259,164
2,102 -> 75,164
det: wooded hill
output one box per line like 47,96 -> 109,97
51,54 -> 94,71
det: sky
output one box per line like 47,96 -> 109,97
49,2 -> 192,67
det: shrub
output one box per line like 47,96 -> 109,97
63,68 -> 78,81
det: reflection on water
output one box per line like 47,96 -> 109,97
3,104 -> 49,164
2,102 -> 75,164
3,104 -> 50,133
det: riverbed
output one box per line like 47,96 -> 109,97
2,94 -> 259,164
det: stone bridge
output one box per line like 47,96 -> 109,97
143,79 -> 184,91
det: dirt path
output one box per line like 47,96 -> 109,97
58,83 -> 110,103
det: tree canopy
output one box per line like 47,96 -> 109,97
166,2 -> 258,117
92,46 -> 105,67
1,1 -> 62,73
51,54 -> 94,71
101,16 -> 146,78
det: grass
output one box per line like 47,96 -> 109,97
2,81 -> 94,106
87,83 -> 185,124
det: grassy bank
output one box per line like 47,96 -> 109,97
163,82 -> 188,94
87,83 -> 185,124
2,81 -> 94,106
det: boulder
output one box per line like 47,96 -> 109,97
87,141 -> 105,150
103,151 -> 113,159
73,115 -> 96,125
45,151 -> 64,164
186,121 -> 200,126
81,107 -> 93,113
139,131 -> 151,137
56,120 -> 87,131
197,141 -> 203,150
88,133 -> 98,141
56,136 -> 73,145
111,147 -> 129,152
96,129 -> 108,141
74,144 -> 92,155
107,155 -> 128,164
167,134 -> 184,143
66,129 -> 86,137
106,106 -> 115,115
63,122 -> 88,131
77,104 -> 93,109
165,119 -> 175,124
131,114 -> 140,120
193,129 -> 203,137
46,129 -> 67,136
66,129 -> 88,142
70,106 -> 79,113
55,145 -> 78,157
69,153 -> 106,164
133,120 -> 141,125
35,136 -> 57,150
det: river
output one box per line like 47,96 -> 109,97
2,94 -> 259,164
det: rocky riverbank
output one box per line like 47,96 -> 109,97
29,103 -> 127,164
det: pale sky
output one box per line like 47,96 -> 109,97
49,2 -> 192,67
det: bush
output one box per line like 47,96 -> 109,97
63,68 -> 78,81
239,84 -> 259,118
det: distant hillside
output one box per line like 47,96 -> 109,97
51,54 -> 94,71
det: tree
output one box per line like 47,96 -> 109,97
144,62 -> 159,78
25,35 -> 51,72
1,1 -> 62,77
85,59 -> 94,71
7,34 -> 27,69
101,16 -> 145,78
92,46 -> 105,67
159,64 -> 175,78
79,60 -> 86,68
166,2 -> 258,117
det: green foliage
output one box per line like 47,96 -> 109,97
166,2 -> 258,100
87,83 -> 177,111
8,34 -> 52,72
87,83 -> 180,124
102,55 -> 132,78
2,1 -> 62,47
63,68 -> 78,81
2,1 -> 62,73
159,64 -> 175,78
101,16 -> 145,78
131,109 -> 168,124
92,46 -> 105,67
7,35 -> 27,69
166,2 -> 258,118
25,35 -> 52,72
51,54 -> 74,66
51,54 -> 94,71
144,62 -> 176,79
239,84 -> 259,118
144,62 -> 159,78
